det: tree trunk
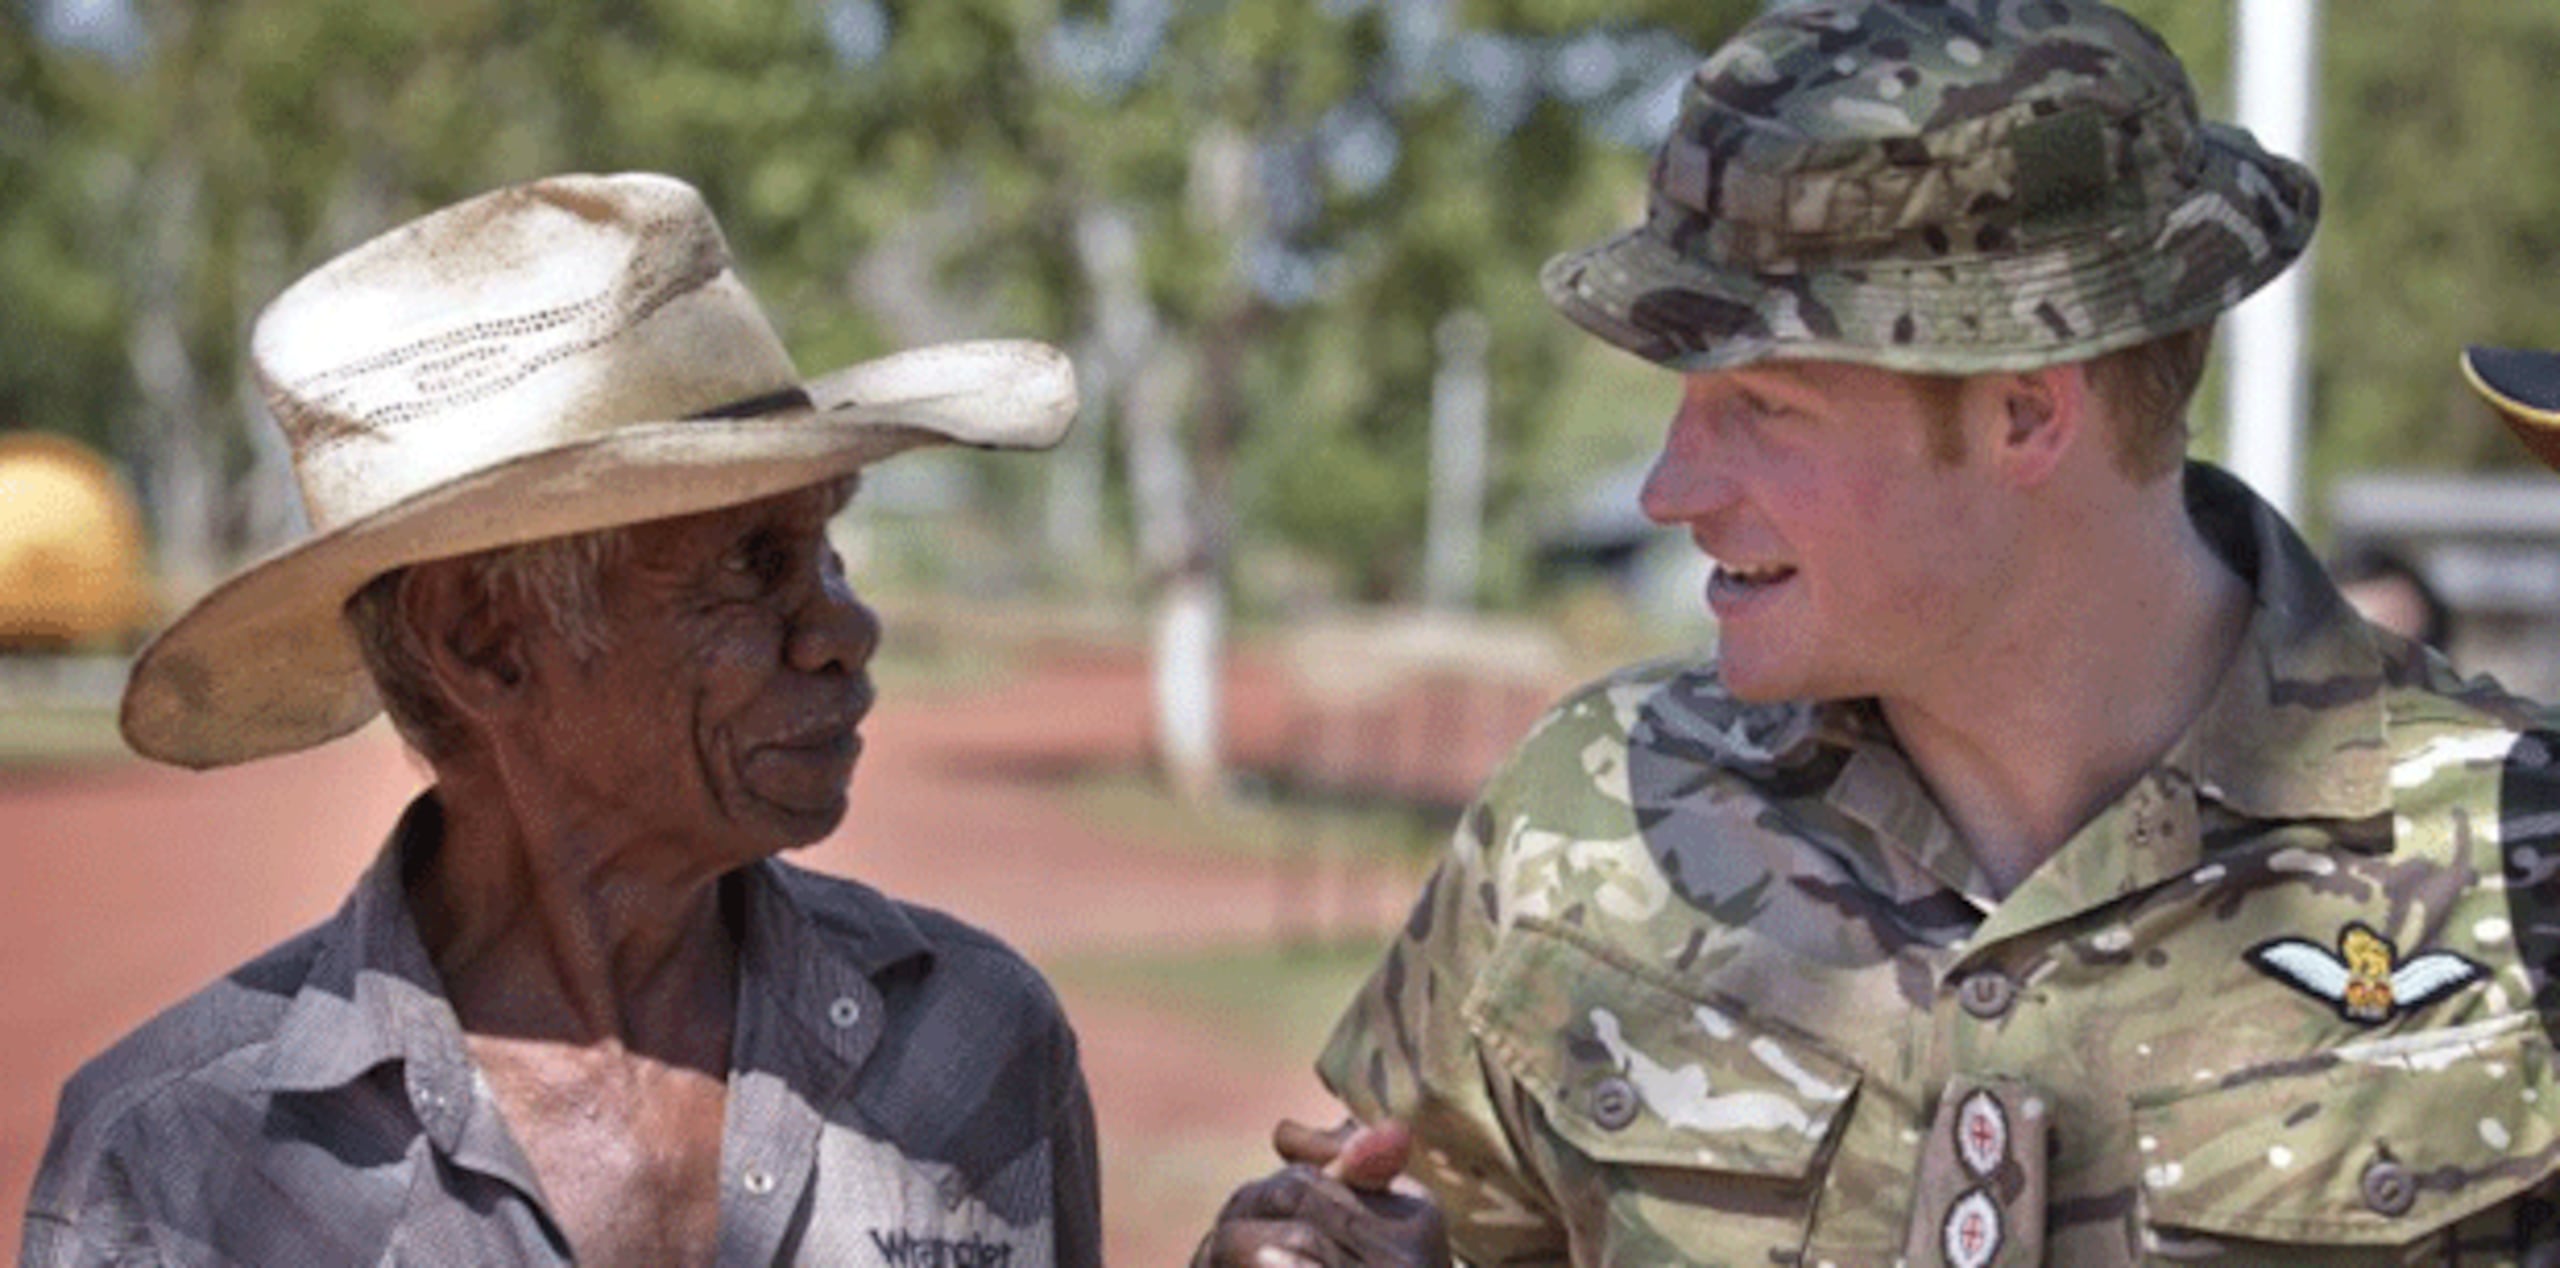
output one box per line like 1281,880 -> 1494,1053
1425,310 -> 1490,610
233,203 -> 304,554
1150,567 -> 1225,805
1043,368 -> 1107,578
1076,204 -> 1228,803
1122,343 -> 1221,802
124,155 -> 220,605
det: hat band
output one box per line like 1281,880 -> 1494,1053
1655,92 -> 2198,272
685,385 -> 813,420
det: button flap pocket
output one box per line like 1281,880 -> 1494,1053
1461,917 -> 1860,1177
2134,1017 -> 2560,1245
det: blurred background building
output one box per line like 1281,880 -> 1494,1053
2329,473 -> 2560,697
0,431 -> 151,652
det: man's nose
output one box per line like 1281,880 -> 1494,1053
1638,414 -> 1738,526
788,563 -> 881,676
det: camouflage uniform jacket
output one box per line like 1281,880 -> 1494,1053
1319,464 -> 2560,1266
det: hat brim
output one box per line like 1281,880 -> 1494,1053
2461,345 -> 2560,472
121,339 -> 1075,769
1542,124 -> 2316,375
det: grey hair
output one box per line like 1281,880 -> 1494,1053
341,475 -> 860,760
342,525 -> 629,761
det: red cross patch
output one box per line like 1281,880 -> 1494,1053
1942,1189 -> 2003,1268
1955,1089 -> 2009,1178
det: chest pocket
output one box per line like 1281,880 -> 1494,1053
2132,1017 -> 2560,1260
1463,917 -> 1863,1265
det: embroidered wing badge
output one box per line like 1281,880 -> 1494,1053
2245,922 -> 2487,1024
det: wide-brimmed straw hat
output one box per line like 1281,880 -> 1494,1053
122,172 -> 1076,770
1542,0 -> 2319,375
2462,346 -> 2560,471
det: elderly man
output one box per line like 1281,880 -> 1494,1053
1204,3 -> 2560,1265
25,173 -> 1099,1267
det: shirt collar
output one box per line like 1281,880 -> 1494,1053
250,791 -> 941,1101
253,794 -> 468,1099
732,855 -> 935,1078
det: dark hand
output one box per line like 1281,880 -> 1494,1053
1193,1118 -> 1451,1268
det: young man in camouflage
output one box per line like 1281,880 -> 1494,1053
1200,2 -> 2560,1265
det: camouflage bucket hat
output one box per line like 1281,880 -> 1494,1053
1543,0 -> 2320,375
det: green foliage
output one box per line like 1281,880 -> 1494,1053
12,0 -> 2560,594
1462,0 -> 1759,46
2308,0 -> 2560,486
0,10 -> 131,443
1051,937 -> 1390,1057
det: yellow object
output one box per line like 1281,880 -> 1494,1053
0,431 -> 153,648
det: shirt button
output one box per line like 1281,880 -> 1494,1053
828,996 -> 862,1028
1590,1077 -> 1641,1131
1959,970 -> 2018,1020
2361,1158 -> 2416,1217
742,1168 -> 777,1196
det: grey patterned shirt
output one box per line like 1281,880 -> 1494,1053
23,795 -> 1100,1267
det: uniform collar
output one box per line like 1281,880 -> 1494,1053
2169,462 -> 2394,824
1814,462 -> 2394,911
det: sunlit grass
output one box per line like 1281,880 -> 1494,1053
0,704 -> 128,769
1070,768 -> 1452,868
1050,936 -> 1389,1056
1047,937 -> 1396,1262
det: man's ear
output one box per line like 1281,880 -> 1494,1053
398,561 -> 529,718
1983,364 -> 2087,488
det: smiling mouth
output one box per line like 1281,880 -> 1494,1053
1710,561 -> 1797,602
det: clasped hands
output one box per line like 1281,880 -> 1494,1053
1193,1117 -> 1452,1268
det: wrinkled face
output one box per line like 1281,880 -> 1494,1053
1640,361 -> 2006,705
526,481 -> 879,861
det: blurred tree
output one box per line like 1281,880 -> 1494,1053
5,0 -> 914,593
2308,0 -> 2560,494
950,0 -> 1757,800
0,6 -> 131,451
14,0 -> 2560,793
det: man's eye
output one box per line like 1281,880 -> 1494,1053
1738,392 -> 1797,423
723,533 -> 785,581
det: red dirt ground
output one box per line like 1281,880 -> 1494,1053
0,643 -> 1531,1263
